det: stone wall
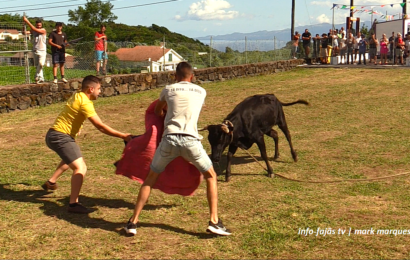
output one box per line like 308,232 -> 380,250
0,59 -> 303,113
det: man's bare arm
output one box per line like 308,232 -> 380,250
154,100 -> 167,117
88,115 -> 131,141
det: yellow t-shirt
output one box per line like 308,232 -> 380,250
52,92 -> 97,138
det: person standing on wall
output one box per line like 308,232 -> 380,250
95,25 -> 108,76
23,16 -> 47,84
48,22 -> 68,84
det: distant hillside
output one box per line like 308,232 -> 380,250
196,22 -> 372,51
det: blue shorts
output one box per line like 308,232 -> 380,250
150,134 -> 213,174
52,52 -> 65,64
95,51 -> 108,61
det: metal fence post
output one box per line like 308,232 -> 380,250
23,13 -> 30,84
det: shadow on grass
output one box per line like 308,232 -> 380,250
0,184 -> 219,238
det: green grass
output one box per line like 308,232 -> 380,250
0,66 -> 95,86
1,68 -> 410,258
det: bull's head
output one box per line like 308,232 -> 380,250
200,120 -> 234,163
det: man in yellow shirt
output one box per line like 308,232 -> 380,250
44,75 -> 131,214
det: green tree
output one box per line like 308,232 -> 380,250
68,0 -> 117,27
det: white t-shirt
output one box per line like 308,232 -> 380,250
159,81 -> 206,139
32,31 -> 47,52
354,36 -> 361,49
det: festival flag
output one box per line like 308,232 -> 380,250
391,4 -> 394,7
351,6 -> 355,9
341,5 -> 347,9
400,3 -> 406,7
381,5 -> 385,7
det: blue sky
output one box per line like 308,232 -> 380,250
3,0 -> 407,37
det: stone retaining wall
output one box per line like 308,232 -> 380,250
0,59 -> 303,113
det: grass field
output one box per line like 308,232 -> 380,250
1,67 -> 410,259
0,66 -> 95,86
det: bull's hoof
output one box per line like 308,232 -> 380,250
268,173 -> 275,178
225,175 -> 232,182
273,156 -> 280,161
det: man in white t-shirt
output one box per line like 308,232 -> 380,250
124,62 -> 231,237
23,16 -> 47,84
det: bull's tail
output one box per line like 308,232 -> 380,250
280,99 -> 310,107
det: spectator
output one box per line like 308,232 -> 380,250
291,31 -> 300,59
95,24 -> 108,75
354,32 -> 362,63
389,32 -> 395,63
340,27 -> 346,37
395,33 -> 405,65
405,34 -> 410,60
48,22 -> 68,84
320,33 -> 328,64
313,33 -> 321,63
358,34 -> 368,65
345,33 -> 355,65
332,30 -> 339,56
368,33 -> 379,65
339,33 -> 347,64
380,34 -> 389,65
302,29 -> 312,58
23,16 -> 46,84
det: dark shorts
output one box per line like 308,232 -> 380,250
45,129 -> 82,164
52,52 -> 65,64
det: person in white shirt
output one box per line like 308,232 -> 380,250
23,16 -> 47,84
124,62 -> 232,237
354,32 -> 362,63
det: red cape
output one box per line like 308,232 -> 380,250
115,100 -> 202,196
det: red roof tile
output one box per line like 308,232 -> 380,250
113,46 -> 171,62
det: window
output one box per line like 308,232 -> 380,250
168,54 -> 172,62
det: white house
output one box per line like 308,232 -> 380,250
0,29 -> 27,41
111,45 -> 185,72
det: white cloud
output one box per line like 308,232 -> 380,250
311,1 -> 332,7
175,0 -> 239,21
316,14 -> 330,23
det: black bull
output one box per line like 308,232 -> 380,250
201,94 -> 309,182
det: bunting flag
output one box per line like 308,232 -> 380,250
351,6 -> 356,9
400,3 -> 406,7
341,5 -> 347,9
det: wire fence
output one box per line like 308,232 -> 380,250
0,33 -> 293,86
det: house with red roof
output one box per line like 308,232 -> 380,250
0,29 -> 28,41
111,44 -> 184,72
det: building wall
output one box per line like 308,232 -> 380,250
0,59 -> 304,113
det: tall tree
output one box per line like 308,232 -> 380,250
68,0 -> 117,27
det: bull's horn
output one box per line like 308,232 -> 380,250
221,125 -> 230,134
225,120 -> 234,128
198,126 -> 208,131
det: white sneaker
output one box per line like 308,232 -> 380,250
53,79 -> 58,84
62,78 -> 68,83
124,219 -> 137,236
206,219 -> 232,236
36,79 -> 44,84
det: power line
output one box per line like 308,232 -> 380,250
38,0 -> 180,19
1,0 -> 86,11
0,0 -> 117,14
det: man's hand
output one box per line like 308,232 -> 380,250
23,16 -> 29,23
123,134 -> 132,142
57,45 -> 62,49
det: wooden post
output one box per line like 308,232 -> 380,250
291,0 -> 295,40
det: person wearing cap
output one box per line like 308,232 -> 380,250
48,22 -> 68,84
320,33 -> 328,64
395,33 -> 405,65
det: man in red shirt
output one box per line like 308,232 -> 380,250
95,25 -> 108,75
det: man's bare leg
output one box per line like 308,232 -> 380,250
129,169 -> 160,223
48,160 -> 70,183
68,157 -> 87,204
202,166 -> 218,224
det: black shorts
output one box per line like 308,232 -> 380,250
52,52 -> 65,64
45,129 -> 82,164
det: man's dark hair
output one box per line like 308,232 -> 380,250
176,62 -> 193,79
82,75 -> 101,90
35,20 -> 42,24
55,22 -> 63,27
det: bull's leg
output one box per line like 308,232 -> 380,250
226,144 -> 238,182
266,129 -> 280,160
255,135 -> 274,178
278,122 -> 297,162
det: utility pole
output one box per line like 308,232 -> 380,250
291,0 -> 295,40
403,0 -> 407,16
350,0 -> 354,17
